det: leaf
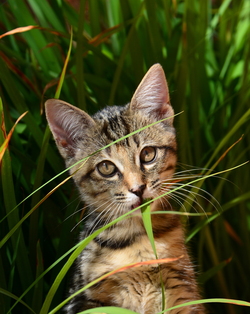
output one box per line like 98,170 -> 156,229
0,25 -> 39,39
78,306 -> 139,314
0,288 -> 36,314
141,200 -> 157,257
0,105 -> 27,163
158,298 -> 250,313
54,28 -> 73,99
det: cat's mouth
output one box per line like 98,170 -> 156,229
131,197 -> 143,210
131,197 -> 153,211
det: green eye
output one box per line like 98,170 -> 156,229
140,147 -> 156,164
97,161 -> 117,177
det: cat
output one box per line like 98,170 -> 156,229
45,64 -> 205,314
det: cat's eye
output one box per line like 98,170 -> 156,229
97,161 -> 117,177
140,146 -> 156,164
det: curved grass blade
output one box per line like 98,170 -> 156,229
54,27 -> 73,99
79,307 -> 139,314
198,257 -> 232,284
205,108 -> 250,169
108,2 -> 145,106
49,256 -> 181,314
0,99 -> 33,289
0,25 -> 39,39
0,103 -> 27,162
186,188 -> 250,243
52,298 -> 250,314
0,288 -> 36,314
141,199 -> 157,257
158,298 -> 250,313
141,199 -> 166,311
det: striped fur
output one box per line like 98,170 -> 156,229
45,64 -> 205,314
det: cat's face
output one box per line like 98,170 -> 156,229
45,64 -> 176,217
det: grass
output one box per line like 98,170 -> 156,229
0,0 -> 250,313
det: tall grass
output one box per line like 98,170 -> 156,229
0,0 -> 249,313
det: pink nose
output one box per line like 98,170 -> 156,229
129,184 -> 146,197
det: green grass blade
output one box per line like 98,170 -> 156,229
55,29 -> 73,99
158,298 -> 250,313
78,307 -> 138,314
0,99 -> 33,290
141,201 -> 157,257
0,288 -> 36,314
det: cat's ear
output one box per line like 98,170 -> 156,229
129,64 -> 174,125
45,99 -> 95,159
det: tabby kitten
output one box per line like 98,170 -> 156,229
45,64 -> 205,314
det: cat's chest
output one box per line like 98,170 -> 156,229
80,235 -> 168,283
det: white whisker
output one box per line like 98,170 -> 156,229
88,199 -> 117,234
71,198 -> 112,232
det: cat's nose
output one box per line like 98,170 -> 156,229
129,184 -> 146,198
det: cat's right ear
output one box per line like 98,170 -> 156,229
45,99 -> 95,159
129,64 -> 174,126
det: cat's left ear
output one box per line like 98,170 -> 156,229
129,64 -> 174,125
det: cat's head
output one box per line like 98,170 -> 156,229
45,64 -> 176,217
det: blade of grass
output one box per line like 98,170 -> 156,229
0,99 -> 33,292
0,25 -> 40,39
54,28 -> 73,99
0,110 -> 27,162
158,298 -> 250,313
29,30 -> 73,265
76,0 -> 87,111
198,257 -> 232,284
108,2 -> 145,106
0,288 -> 36,314
61,298 -> 250,314
141,200 -> 157,257
141,200 -> 166,311
0,56 -> 62,173
50,256 -> 181,314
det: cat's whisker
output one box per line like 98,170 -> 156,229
102,202 -> 119,227
87,199 -> 118,235
83,199 -> 111,220
159,194 -> 172,212
163,174 -> 204,183
103,201 -> 126,231
166,189 -> 207,216
65,198 -> 100,222
177,185 -> 219,211
158,180 -> 210,215
173,166 -> 228,186
164,181 -> 220,212
163,193 -> 188,213
154,183 -> 186,212
177,162 -> 212,172
71,199 -> 112,232
158,186 -> 214,216
160,171 -> 221,209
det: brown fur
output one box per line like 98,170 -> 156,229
45,64 -> 205,314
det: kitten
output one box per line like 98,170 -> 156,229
45,64 -> 205,314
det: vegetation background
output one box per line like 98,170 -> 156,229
0,0 -> 249,313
